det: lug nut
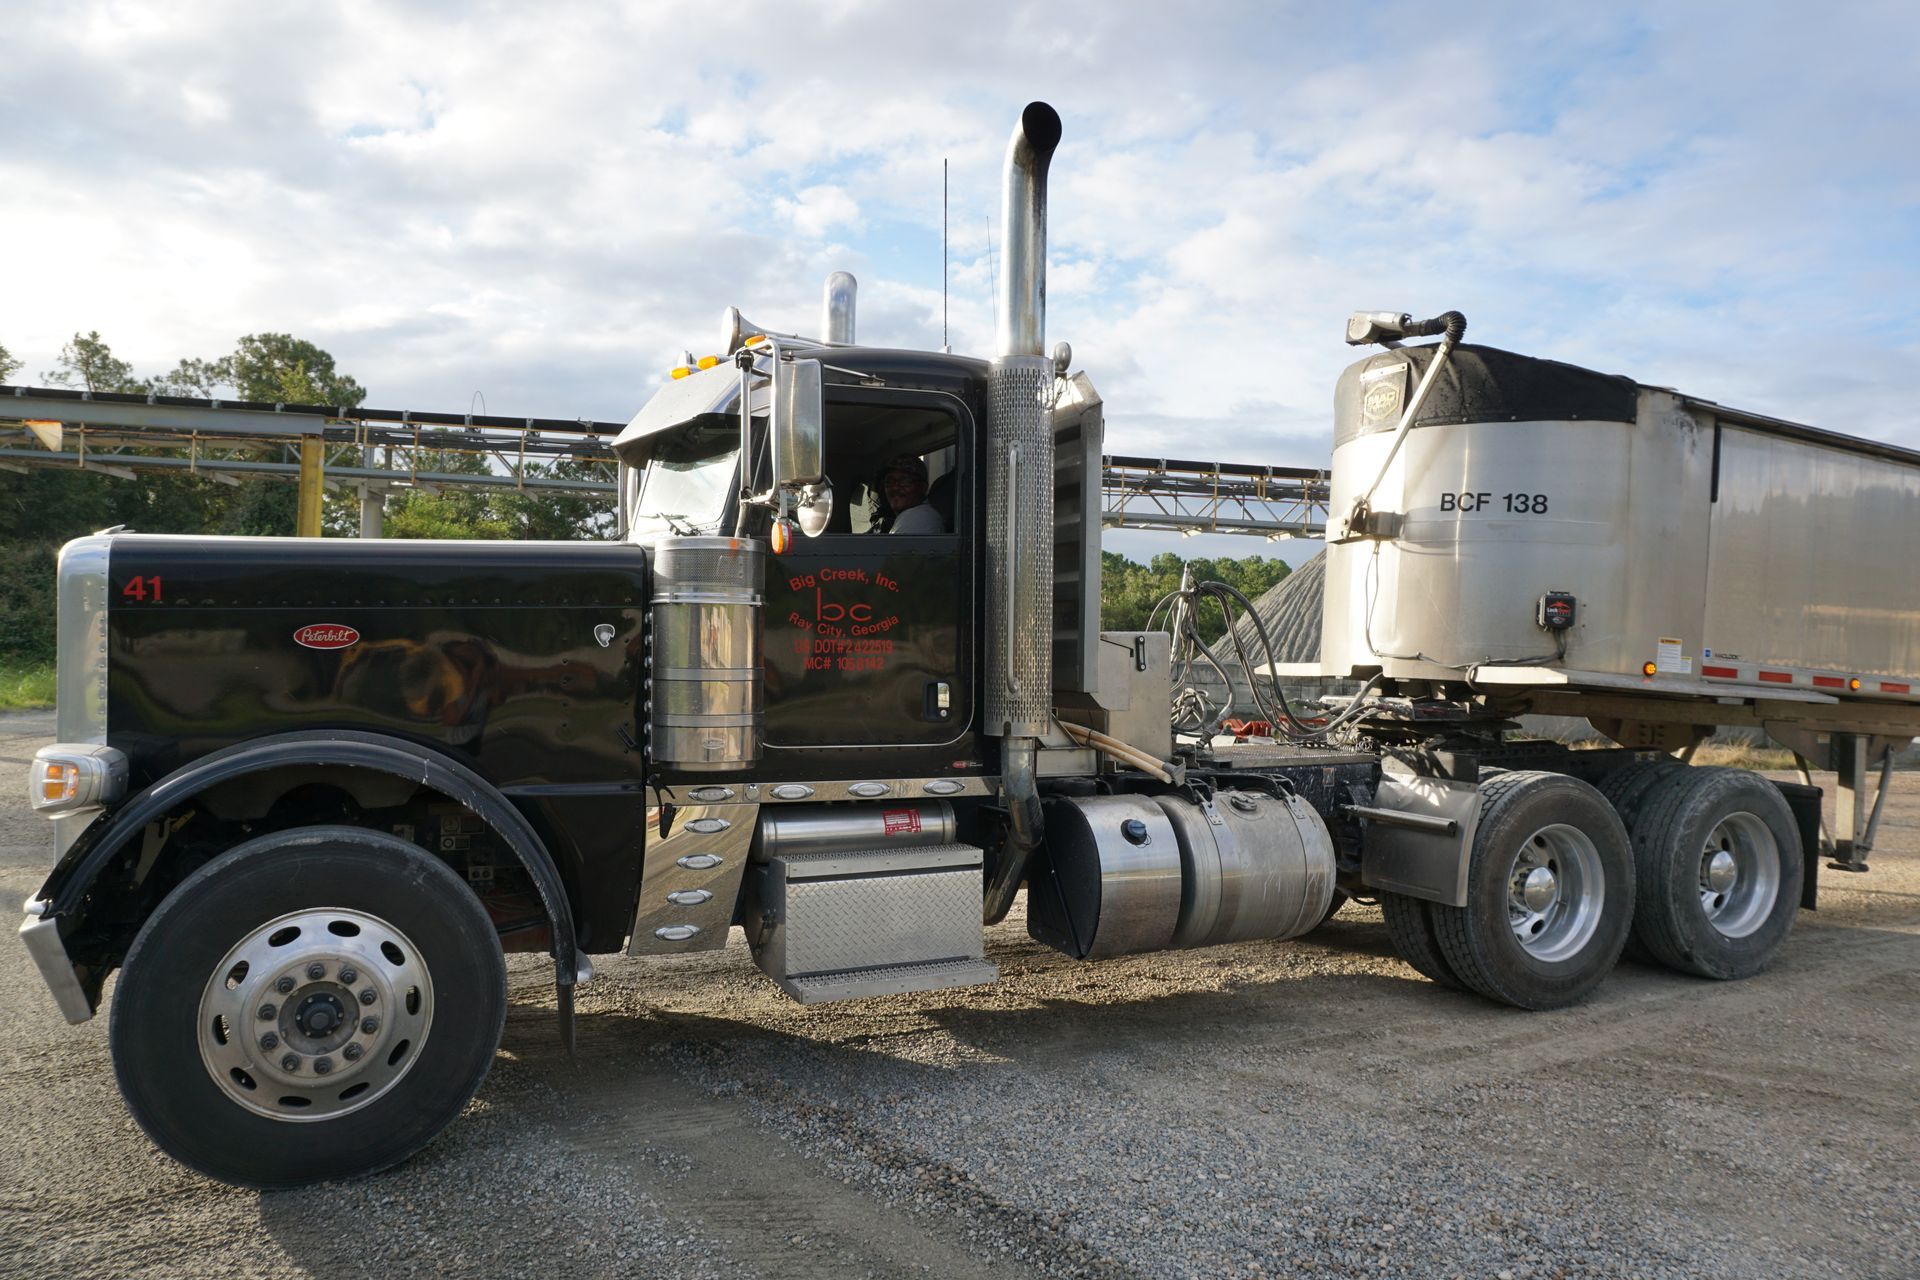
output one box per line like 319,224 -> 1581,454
313,1057 -> 332,1075
276,976 -> 296,994
257,1003 -> 277,1020
338,966 -> 357,985
361,1016 -> 380,1034
359,989 -> 377,1006
280,1054 -> 300,1072
342,1043 -> 363,1062
306,962 -> 326,980
260,1032 -> 279,1050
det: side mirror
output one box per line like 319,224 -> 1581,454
771,356 -> 824,489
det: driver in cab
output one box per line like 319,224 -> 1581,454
875,454 -> 943,534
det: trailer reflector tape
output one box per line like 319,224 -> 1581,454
1758,670 -> 1793,683
1882,681 -> 1911,694
1702,665 -> 1739,679
1812,675 -> 1845,689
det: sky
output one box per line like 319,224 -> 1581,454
5,1 -> 1918,563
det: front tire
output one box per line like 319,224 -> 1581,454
110,826 -> 507,1188
1431,772 -> 1634,1009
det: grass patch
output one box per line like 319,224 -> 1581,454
1689,741 -> 1799,771
0,660 -> 55,710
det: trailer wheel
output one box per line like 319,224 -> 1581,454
1627,767 -> 1802,980
1596,758 -> 1685,963
1381,893 -> 1464,991
1430,772 -> 1634,1009
110,825 -> 507,1188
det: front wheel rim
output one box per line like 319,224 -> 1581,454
197,908 -> 434,1121
1506,823 -> 1605,962
1697,812 -> 1781,939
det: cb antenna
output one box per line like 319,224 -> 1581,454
942,157 -> 949,353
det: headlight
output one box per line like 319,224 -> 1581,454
29,744 -> 127,814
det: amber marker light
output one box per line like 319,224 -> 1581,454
669,366 -> 692,380
1849,677 -> 1862,691
696,355 -> 720,369
39,762 -> 77,805
1642,661 -> 1658,677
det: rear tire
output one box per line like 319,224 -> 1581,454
110,825 -> 508,1188
1627,767 -> 1802,980
1596,758 -> 1685,962
1431,771 -> 1634,1010
1382,892 -> 1465,990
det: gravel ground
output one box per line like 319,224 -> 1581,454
1,707 -> 1914,1278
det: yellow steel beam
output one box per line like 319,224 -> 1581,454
296,438 -> 324,536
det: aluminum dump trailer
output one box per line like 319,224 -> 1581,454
1320,344 -> 1920,713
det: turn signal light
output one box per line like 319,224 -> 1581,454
39,762 -> 77,805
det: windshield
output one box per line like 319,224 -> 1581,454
632,420 -> 739,536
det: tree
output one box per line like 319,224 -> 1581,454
42,331 -> 144,393
1099,550 -> 1292,640
156,333 -> 366,408
0,341 -> 20,384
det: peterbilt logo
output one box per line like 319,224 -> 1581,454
293,624 -> 360,650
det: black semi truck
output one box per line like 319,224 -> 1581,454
24,103 -> 1908,1188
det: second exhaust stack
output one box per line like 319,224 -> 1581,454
985,100 -> 1063,740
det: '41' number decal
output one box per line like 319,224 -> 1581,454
121,575 -> 164,603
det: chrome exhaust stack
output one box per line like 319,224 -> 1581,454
822,271 -> 857,345
982,101 -> 1062,924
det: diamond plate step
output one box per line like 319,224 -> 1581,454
779,957 -> 1000,1005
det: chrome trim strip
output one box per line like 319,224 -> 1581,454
19,908 -> 94,1024
651,776 -> 998,808
51,535 -> 114,863
54,535 -> 113,748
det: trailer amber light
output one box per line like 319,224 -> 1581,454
1849,678 -> 1862,691
1642,661 -> 1658,677
39,763 -> 77,804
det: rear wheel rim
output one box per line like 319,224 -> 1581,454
1698,812 -> 1780,939
1506,823 -> 1605,962
196,908 -> 434,1121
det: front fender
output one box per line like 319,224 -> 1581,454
32,730 -> 579,1032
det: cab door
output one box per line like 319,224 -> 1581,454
760,388 -> 973,749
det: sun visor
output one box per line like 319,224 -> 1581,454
611,363 -> 767,466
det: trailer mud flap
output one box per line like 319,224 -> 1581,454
1351,771 -> 1485,907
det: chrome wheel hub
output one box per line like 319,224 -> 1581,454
1507,824 -> 1605,962
198,908 -> 434,1121
1698,813 -> 1780,938
1520,866 -> 1559,913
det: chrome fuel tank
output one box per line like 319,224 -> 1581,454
1029,790 -> 1336,959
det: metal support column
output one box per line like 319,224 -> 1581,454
358,441 -> 383,538
296,438 -> 324,537
1831,733 -> 1869,871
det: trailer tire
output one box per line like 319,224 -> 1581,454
1381,892 -> 1465,990
1431,772 -> 1634,1010
1596,758 -> 1686,963
110,825 -> 507,1188
1626,767 -> 1802,980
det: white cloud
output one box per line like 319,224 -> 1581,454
0,0 -> 1914,460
